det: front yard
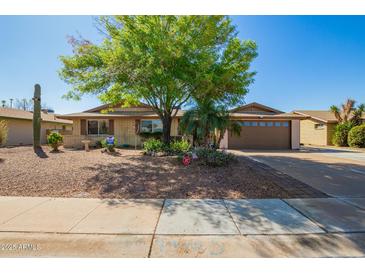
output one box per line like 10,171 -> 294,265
0,146 -> 319,199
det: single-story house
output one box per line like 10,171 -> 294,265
220,102 -> 304,149
292,110 -> 365,146
0,108 -> 73,146
58,102 -> 303,150
58,103 -> 183,148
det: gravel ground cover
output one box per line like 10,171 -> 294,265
0,146 -> 319,199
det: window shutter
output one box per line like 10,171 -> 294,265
80,119 -> 86,135
135,119 -> 140,134
109,119 -> 114,135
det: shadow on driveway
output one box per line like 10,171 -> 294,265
242,153 -> 365,198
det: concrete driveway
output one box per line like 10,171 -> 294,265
232,147 -> 365,198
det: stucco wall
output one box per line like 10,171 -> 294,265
300,119 -> 328,146
326,123 -> 336,146
291,120 -> 300,149
2,118 -> 71,146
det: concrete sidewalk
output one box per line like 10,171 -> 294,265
1,196 -> 365,257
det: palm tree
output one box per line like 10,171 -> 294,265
179,99 -> 240,147
352,103 -> 365,126
330,99 -> 365,125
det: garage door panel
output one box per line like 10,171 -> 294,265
228,120 -> 291,149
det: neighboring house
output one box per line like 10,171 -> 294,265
57,103 -> 183,148
0,108 -> 73,146
59,102 -> 302,150
220,102 -> 304,149
293,110 -> 365,146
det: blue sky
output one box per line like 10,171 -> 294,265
0,16 -> 364,114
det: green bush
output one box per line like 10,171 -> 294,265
195,147 -> 236,167
139,132 -> 163,140
143,138 -> 164,154
101,136 -> 118,152
332,122 -> 353,147
348,124 -> 365,148
0,120 -> 8,146
47,132 -> 63,152
169,139 -> 191,155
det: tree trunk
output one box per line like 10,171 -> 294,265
161,114 -> 172,144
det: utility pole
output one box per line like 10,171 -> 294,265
1,100 -> 6,108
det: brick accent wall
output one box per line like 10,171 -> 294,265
64,117 -> 180,148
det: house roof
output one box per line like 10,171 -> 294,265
58,102 -> 302,120
58,109 -> 185,119
229,102 -> 304,120
230,112 -> 306,119
293,110 -> 365,123
230,102 -> 284,114
0,108 -> 73,124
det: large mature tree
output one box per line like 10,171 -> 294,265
59,16 -> 257,143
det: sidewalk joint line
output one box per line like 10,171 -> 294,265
281,199 -> 329,233
0,198 -> 51,225
222,199 -> 241,235
147,198 -> 165,258
66,203 -> 102,233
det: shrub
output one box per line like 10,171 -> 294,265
139,131 -> 163,140
332,122 -> 353,147
143,138 -> 164,154
348,124 -> 365,148
101,136 -> 118,152
195,147 -> 236,167
0,120 -> 8,146
169,139 -> 191,155
47,132 -> 63,152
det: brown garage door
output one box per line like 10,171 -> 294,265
228,120 -> 291,149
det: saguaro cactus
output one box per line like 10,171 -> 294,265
33,84 -> 41,151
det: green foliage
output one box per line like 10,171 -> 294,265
33,84 -> 41,150
101,137 -> 118,152
143,138 -> 164,154
352,104 -> 365,126
47,132 -> 63,152
330,99 -> 365,125
195,147 -> 236,167
348,124 -> 365,148
332,122 -> 353,147
138,131 -> 163,140
0,120 -> 8,146
169,139 -> 191,154
59,16 -> 257,144
179,98 -> 240,147
143,138 -> 191,156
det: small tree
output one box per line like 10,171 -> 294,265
0,120 -> 8,146
59,16 -> 257,144
47,132 -> 63,152
179,99 -> 240,147
330,99 -> 364,125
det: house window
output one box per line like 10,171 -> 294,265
282,122 -> 289,127
240,121 -> 251,126
87,120 -> 109,135
251,122 -> 258,126
267,122 -> 273,127
259,122 -> 266,127
274,122 -> 281,127
140,120 -> 163,133
315,123 -> 325,130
